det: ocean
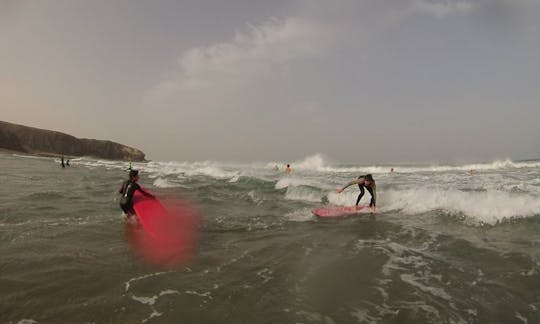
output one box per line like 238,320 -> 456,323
1,153 -> 539,323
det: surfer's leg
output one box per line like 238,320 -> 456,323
120,203 -> 129,214
126,203 -> 136,217
366,187 -> 375,207
120,203 -> 135,217
356,185 -> 365,206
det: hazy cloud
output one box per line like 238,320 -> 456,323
410,0 -> 476,17
148,17 -> 329,104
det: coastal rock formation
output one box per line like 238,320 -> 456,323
0,121 -> 146,161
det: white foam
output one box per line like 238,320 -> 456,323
153,177 -> 181,188
273,154 -> 540,174
73,154 -> 539,180
285,208 -> 315,222
124,271 -> 173,292
184,290 -> 212,298
141,161 -> 239,180
327,191 -> 359,206
515,312 -> 528,324
16,320 -> 39,324
381,188 -> 540,224
400,274 -> 452,300
275,177 -> 313,189
285,187 -> 322,202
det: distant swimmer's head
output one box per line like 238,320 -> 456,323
129,169 -> 139,181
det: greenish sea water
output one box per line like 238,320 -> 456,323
1,153 -> 540,323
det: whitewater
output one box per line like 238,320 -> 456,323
80,153 -> 540,225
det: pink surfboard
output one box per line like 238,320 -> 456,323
312,205 -> 371,218
132,190 -> 169,240
129,188 -> 198,265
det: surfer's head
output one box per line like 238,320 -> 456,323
364,174 -> 374,185
129,169 -> 139,181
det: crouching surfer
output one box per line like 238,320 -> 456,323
119,170 -> 155,220
336,174 -> 377,212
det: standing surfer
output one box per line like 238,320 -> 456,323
336,174 -> 376,211
118,170 -> 154,219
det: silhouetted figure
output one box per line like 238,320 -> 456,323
66,160 -> 70,166
61,156 -> 65,168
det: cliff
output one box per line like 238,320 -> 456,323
0,121 -> 146,161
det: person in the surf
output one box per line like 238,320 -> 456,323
61,156 -> 65,168
285,164 -> 292,173
336,174 -> 376,211
118,169 -> 154,218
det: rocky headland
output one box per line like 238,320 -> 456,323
0,120 -> 146,161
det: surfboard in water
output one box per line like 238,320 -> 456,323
311,205 -> 371,218
129,188 -> 198,265
132,190 -> 169,240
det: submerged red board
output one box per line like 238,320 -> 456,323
312,205 -> 370,218
129,189 -> 197,265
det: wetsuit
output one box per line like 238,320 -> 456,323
341,176 -> 377,207
119,180 -> 141,215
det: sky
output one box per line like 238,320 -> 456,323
1,0 -> 539,163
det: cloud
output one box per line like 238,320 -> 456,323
148,17 -> 329,106
141,0 -> 540,162
410,0 -> 476,17
148,0 -> 483,108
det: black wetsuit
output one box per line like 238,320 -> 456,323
341,176 -> 377,207
119,180 -> 141,215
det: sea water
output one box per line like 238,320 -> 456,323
1,153 -> 539,323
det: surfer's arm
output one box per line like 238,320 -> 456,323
138,187 -> 155,199
337,179 -> 362,193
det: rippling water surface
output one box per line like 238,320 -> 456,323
1,153 -> 539,323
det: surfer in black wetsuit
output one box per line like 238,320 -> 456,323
336,174 -> 376,211
118,170 -> 154,218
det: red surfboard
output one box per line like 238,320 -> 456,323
312,205 -> 371,218
132,190 -> 169,240
129,188 -> 197,265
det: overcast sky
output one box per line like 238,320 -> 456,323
1,0 -> 539,163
